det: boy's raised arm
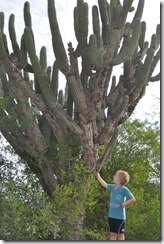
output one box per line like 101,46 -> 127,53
96,172 -> 108,188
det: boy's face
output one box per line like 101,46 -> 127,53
113,172 -> 121,184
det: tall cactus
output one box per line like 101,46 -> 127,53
0,0 -> 160,197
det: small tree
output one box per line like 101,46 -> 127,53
0,0 -> 160,239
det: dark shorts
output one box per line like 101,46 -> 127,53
108,217 -> 125,233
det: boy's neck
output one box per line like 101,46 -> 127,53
115,183 -> 122,188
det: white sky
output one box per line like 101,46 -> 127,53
0,0 -> 160,123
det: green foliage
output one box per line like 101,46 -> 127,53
51,162 -> 92,240
0,153 -> 91,240
46,135 -> 83,183
0,180 -> 60,240
126,181 -> 160,240
0,146 -> 60,240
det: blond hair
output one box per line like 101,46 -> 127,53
116,170 -> 130,185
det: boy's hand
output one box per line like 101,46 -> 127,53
122,197 -> 135,208
122,202 -> 126,208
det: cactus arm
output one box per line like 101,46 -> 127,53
124,57 -> 132,78
113,0 -> 133,29
80,45 -> 92,85
136,34 -> 158,83
115,35 -> 130,61
8,14 -> 20,60
80,66 -> 90,87
73,1 -> 88,57
67,42 -> 88,114
58,89 -> 63,106
113,18 -> 141,65
1,33 -> 9,55
0,13 -> 9,55
109,0 -> 118,24
133,41 -> 148,67
149,48 -> 160,78
40,46 -> 47,72
135,46 -> 154,83
73,6 -> 79,42
20,33 -> 28,69
46,66 -> 51,83
131,0 -> 145,26
150,72 -> 160,82
88,34 -> 102,70
0,12 -> 4,32
50,61 -> 58,100
155,24 -> 160,51
48,0 -> 69,74
98,94 -> 129,145
23,27 -> 56,107
97,128 -> 119,172
139,21 -> 146,48
110,76 -> 117,93
98,0 -> 111,45
67,87 -> 74,118
66,75 -> 87,114
23,1 -> 35,50
98,0 -> 110,28
24,27 -> 53,103
76,0 -> 84,39
111,95 -> 129,120
92,5 -> 101,49
24,1 -> 32,28
131,45 -> 155,100
0,31 -> 13,73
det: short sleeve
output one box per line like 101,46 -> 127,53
124,187 -> 134,199
107,184 -> 115,192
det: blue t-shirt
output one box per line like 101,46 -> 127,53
107,184 -> 134,220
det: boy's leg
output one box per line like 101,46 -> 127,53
117,219 -> 125,240
108,218 -> 117,240
110,232 -> 117,240
118,233 -> 125,240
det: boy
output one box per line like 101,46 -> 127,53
96,170 -> 135,240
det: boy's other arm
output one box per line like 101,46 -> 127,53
122,197 -> 136,208
96,172 -> 108,188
